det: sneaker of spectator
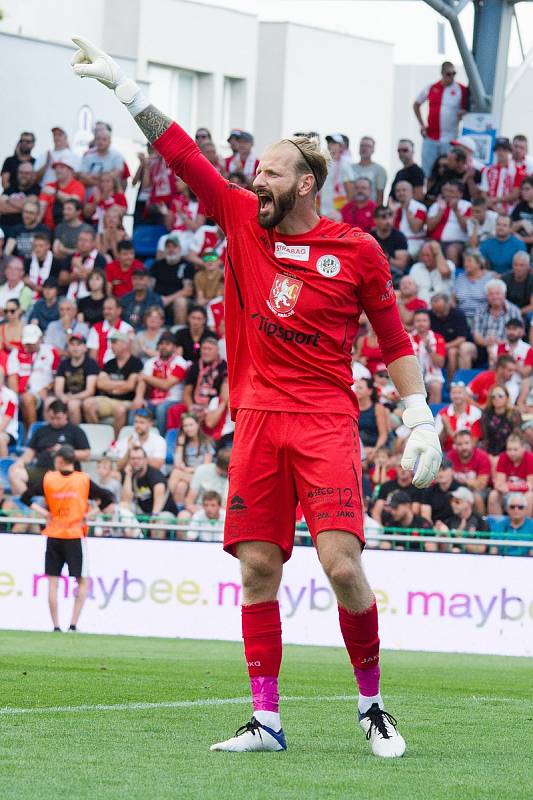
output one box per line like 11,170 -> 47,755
396,275 -> 427,331
352,136 -> 387,205
150,236 -> 194,325
106,241 -> 144,299
319,134 -> 354,221
410,309 -> 446,403
433,486 -> 488,553
132,306 -> 166,362
77,268 -> 107,326
169,412 -> 216,506
488,431 -> 533,515
480,137 -> 520,213
0,256 -> 33,314
480,214 -> 528,274
6,323 -> 60,427
453,249 -> 493,329
185,490 -> 225,542
193,251 -> 225,307
427,179 -> 471,265
79,126 -> 126,192
429,292 -> 469,379
409,241 -> 455,304
183,337 -> 228,423
501,251 -> 533,321
488,491 -> 533,556
419,456 -> 461,525
4,199 -> 49,261
435,381 -> 482,450
446,429 -> 491,513
340,177 -> 376,233
174,305 -> 217,363
370,206 -> 409,281
390,139 -> 425,202
87,295 -> 133,367
1,132 -> 36,193
25,232 -> 62,299
27,277 -> 59,332
59,228 -> 106,300
461,279 -> 522,371
84,328 -> 142,436
225,131 -> 258,181
38,157 -> 85,230
379,490 -> 431,550
34,126 -> 81,187
510,177 -> 533,251
53,332 -> 99,424
467,197 -> 498,249
134,331 -> 190,434
44,297 -> 89,357
120,445 -> 177,539
120,267 -> 164,330
52,198 -> 94,260
0,367 -> 18,457
114,408 -> 166,471
8,398 -> 90,501
180,446 -> 230,518
0,161 -> 42,231
0,298 -> 23,368
480,384 -> 522,468
392,181 -> 427,259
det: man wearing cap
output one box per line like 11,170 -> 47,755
433,486 -> 488,553
449,135 -> 484,172
114,407 -> 166,470
106,240 -> 144,298
320,134 -> 355,220
371,465 -> 426,525
54,333 -> 99,424
38,157 -> 85,229
34,127 -> 81,187
225,131 -> 258,180
87,295 -> 133,367
134,331 -> 190,433
380,490 -> 431,550
120,267 -> 163,330
480,138 -> 521,214
352,137 -> 387,206
390,139 -> 425,202
6,323 -> 60,427
419,457 -> 461,526
84,328 -> 142,435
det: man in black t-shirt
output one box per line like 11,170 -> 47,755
121,445 -> 177,539
174,305 -> 217,362
83,329 -> 142,435
150,236 -> 194,325
54,333 -> 100,424
390,139 -> 425,202
4,199 -> 50,261
371,465 -> 425,524
501,251 -> 533,311
8,398 -> 90,500
381,490 -> 432,551
0,162 -> 41,231
1,132 -> 36,193
419,458 -> 460,525
429,293 -> 470,379
370,206 -> 409,285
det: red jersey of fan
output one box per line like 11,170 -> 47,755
105,259 -> 145,298
154,123 -> 414,419
496,451 -> 533,483
468,370 -> 497,406
447,446 -> 491,479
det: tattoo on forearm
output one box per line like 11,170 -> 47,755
134,105 -> 172,143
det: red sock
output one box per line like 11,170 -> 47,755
338,601 -> 380,696
242,601 -> 282,712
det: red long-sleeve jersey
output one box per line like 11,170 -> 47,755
155,123 -> 414,419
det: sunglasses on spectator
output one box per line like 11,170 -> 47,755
4,307 -> 17,314
450,381 -> 466,387
375,371 -> 388,377
444,71 -> 456,77
508,504 -> 526,510
397,147 -> 410,153
196,133 -> 209,139
491,392 -> 506,398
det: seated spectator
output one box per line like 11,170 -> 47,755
200,141 -> 224,175
186,490 -> 225,542
169,412 -> 216,506
429,292 -> 469,379
7,323 -> 59,427
510,134 -> 533,178
79,126 -> 126,191
410,309 -> 445,403
510,177 -> 533,251
183,337 -> 228,422
368,446 -> 396,493
340,177 -> 376,232
454,249 -> 493,328
4,199 -> 49,260
120,268 -> 163,330
193,251 -> 225,307
425,155 -> 449,206
488,431 -> 533,515
106,241 -> 144,299
0,297 -> 24,369
181,447 -> 230,517
419,457 -> 461,524
379,490 -> 431,551
352,136 -> 387,205
409,241 -> 455,304
467,197 -> 498,248
501,251 -> 533,315
114,408 -> 166,471
390,139 -> 425,202
488,492 -> 533,556
0,161 -> 41,230
120,445 -> 177,539
490,317 -> 533,398
480,214 -> 527,274
480,137 -> 519,213
97,206 -> 129,263
468,354 -> 517,407
84,171 -> 127,231
436,146 -> 481,202
161,177 -> 204,254
446,429 -> 491,512
132,306 -> 167,362
480,385 -> 522,464
371,464 -> 425,524
150,235 -> 194,325
83,329 -> 142,436
33,126 -> 80,186
1,132 -> 36,194
53,332 -> 99,424
0,368 -> 19,457
38,157 -> 85,229
354,378 -> 390,460
52,198 -> 93,260
60,228 -> 106,300
77,268 -> 107,326
433,487 -> 488,554
392,180 -> 426,259
94,456 -> 122,503
460,279 -> 522,370
427,179 -> 471,264
370,206 -> 409,281
435,381 -> 482,451
0,256 -> 33,313
27,277 -> 60,332
134,331 -> 189,433
175,305 -> 216,363
8,398 -> 90,499
87,296 -> 133,367
186,219 -> 224,268
396,275 -> 427,330
25,232 -> 62,299
44,298 -> 89,356
353,324 -> 384,375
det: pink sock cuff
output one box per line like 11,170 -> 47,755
354,664 -> 381,697
251,676 -> 279,713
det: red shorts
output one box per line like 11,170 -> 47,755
224,409 -> 365,562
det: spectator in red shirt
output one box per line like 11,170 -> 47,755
38,157 -> 85,229
396,276 -> 427,331
410,309 -> 446,403
446,429 -> 491,512
106,241 -> 144,298
340,177 -> 377,232
468,354 -> 516,407
435,381 -> 482,451
488,431 -> 533,514
84,171 -> 127,230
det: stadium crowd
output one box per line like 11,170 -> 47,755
0,60 -> 532,555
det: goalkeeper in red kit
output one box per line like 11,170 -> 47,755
71,37 -> 442,758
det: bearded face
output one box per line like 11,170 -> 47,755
255,180 -> 298,229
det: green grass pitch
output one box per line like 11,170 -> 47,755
1,631 -> 532,800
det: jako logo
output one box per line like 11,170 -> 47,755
275,242 -> 310,261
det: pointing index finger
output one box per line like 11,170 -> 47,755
71,35 -> 102,60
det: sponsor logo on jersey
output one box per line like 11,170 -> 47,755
251,313 -> 321,347
267,273 -> 303,318
316,254 -> 341,277
274,242 -> 310,261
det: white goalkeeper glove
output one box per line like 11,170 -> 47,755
71,36 -> 149,116
400,395 -> 442,488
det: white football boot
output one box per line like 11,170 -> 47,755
359,703 -> 406,758
210,716 -> 287,752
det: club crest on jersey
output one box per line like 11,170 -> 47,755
316,254 -> 341,277
267,273 -> 303,318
